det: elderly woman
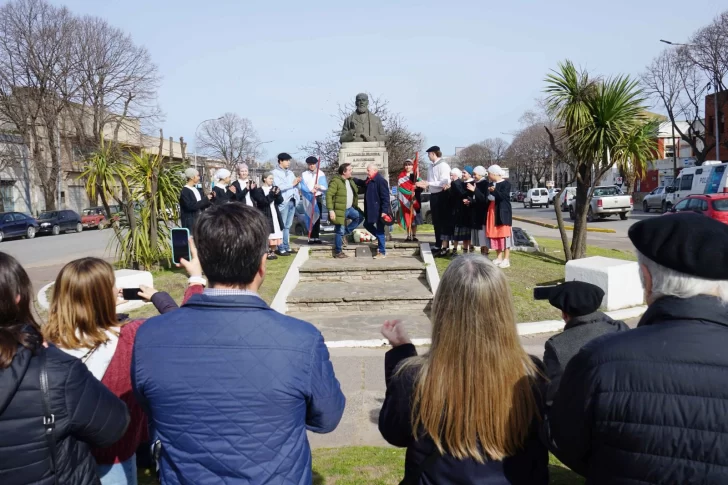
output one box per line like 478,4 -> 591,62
211,168 -> 236,205
485,164 -> 513,268
467,166 -> 490,256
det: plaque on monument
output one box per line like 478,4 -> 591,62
338,93 -> 389,178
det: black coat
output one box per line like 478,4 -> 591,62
230,180 -> 255,206
252,187 -> 284,235
0,335 -> 129,485
543,312 -> 629,404
355,173 -> 390,225
450,179 -> 475,229
546,295 -> 728,483
179,185 -> 211,230
379,344 -> 549,485
211,185 -> 234,205
490,179 -> 512,226
471,178 -> 490,229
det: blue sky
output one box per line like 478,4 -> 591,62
52,0 -> 725,159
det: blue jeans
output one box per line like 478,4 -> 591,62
97,455 -> 137,485
334,207 -> 363,253
364,219 -> 386,255
277,199 -> 296,252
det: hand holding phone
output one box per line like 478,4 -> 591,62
172,228 -> 191,265
121,288 -> 144,300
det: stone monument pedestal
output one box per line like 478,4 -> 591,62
338,141 -> 388,179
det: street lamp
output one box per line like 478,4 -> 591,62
194,117 -> 223,186
660,39 -> 721,161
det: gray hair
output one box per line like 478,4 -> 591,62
637,251 -> 728,304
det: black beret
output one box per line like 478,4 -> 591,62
305,156 -> 318,165
547,281 -> 605,317
277,152 -> 292,162
628,212 -> 728,280
426,146 -> 441,153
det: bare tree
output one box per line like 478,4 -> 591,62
459,137 -> 510,167
197,113 -> 261,171
689,10 -> 728,91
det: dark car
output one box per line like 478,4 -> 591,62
0,212 -> 39,242
37,209 -> 83,235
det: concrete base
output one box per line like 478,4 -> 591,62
338,141 -> 388,179
565,256 -> 644,311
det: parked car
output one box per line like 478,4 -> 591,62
642,187 -> 667,213
664,161 -> 725,210
667,194 -> 728,224
510,191 -> 517,201
0,212 -> 39,242
559,187 -> 577,212
81,205 -> 121,230
569,185 -> 633,222
37,209 -> 83,235
547,188 -> 560,204
523,188 -> 549,208
390,191 -> 432,224
292,200 -> 335,236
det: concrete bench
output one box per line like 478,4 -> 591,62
565,256 -> 643,311
115,269 -> 154,312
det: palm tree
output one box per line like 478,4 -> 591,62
545,61 -> 657,259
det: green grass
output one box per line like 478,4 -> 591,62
435,238 -> 636,323
391,223 -> 434,234
137,447 -> 583,484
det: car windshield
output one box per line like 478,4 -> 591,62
39,211 -> 57,219
592,187 -> 620,197
712,199 -> 728,212
83,209 -> 101,216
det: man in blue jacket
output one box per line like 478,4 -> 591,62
132,203 -> 345,485
354,164 -> 391,259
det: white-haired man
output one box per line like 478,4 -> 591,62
179,168 -> 212,229
545,213 -> 728,483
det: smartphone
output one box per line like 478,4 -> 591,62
122,288 -> 143,300
171,227 -> 191,264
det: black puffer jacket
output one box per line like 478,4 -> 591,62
546,295 -> 728,484
543,311 -> 629,403
0,341 -> 130,485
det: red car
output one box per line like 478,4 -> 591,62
667,194 -> 728,224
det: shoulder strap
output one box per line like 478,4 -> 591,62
401,446 -> 442,485
39,350 -> 60,485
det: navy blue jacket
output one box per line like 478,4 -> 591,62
356,173 -> 390,224
131,293 -> 346,485
546,295 -> 728,484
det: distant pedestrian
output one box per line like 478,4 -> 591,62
272,152 -> 300,256
211,168 -> 236,204
379,255 -> 548,485
416,146 -> 450,255
132,203 -> 345,484
546,213 -> 728,483
538,281 -> 629,404
485,165 -> 513,268
179,168 -> 212,230
230,163 -> 256,207
252,173 -> 284,260
468,166 -> 490,256
301,156 -> 328,244
354,164 -> 391,259
0,252 -> 129,485
325,163 -> 364,258
397,158 -> 422,241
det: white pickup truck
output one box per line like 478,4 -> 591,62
568,185 -> 633,222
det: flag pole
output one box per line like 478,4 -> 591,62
307,155 -> 321,239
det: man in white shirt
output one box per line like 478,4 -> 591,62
301,156 -> 328,244
416,146 -> 451,255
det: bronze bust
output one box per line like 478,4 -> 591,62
339,93 -> 388,143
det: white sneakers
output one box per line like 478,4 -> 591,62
492,258 -> 510,268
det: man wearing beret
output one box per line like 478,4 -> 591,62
540,281 -> 629,404
546,213 -> 728,483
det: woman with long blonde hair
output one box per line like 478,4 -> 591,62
43,250 -> 205,485
378,255 -> 548,484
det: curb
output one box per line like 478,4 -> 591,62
37,282 -> 54,310
323,305 -> 648,348
513,216 -> 616,234
271,247 -> 309,314
419,243 -> 440,295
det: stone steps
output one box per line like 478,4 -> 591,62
299,256 -> 425,282
307,242 -> 420,259
286,279 -> 433,313
288,312 -> 432,342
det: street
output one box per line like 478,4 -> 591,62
512,205 -> 662,237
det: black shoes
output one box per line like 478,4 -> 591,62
275,250 -> 291,257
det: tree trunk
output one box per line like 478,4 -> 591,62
570,164 -> 591,259
180,137 -> 186,162
553,187 -> 572,261
148,130 -> 163,267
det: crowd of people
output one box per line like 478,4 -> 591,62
0,203 -> 728,483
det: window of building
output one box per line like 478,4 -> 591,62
0,182 -> 14,212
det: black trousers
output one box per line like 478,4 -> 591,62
310,196 -> 323,239
430,191 -> 446,249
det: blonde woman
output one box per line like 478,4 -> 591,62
378,255 -> 548,484
43,256 -> 204,485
